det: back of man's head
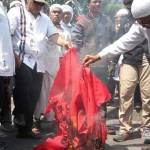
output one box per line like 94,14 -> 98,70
123,0 -> 133,6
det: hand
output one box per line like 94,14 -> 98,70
49,34 -> 72,49
15,54 -> 21,68
63,41 -> 72,50
82,54 -> 101,67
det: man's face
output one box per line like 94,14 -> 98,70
88,0 -> 102,14
115,16 -> 121,32
62,12 -> 72,24
137,15 -> 150,28
50,8 -> 63,25
28,0 -> 44,16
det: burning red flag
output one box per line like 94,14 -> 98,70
33,48 -> 111,150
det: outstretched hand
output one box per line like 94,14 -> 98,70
82,54 -> 101,67
64,41 -> 72,50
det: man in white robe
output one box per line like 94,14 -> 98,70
34,4 -> 70,127
0,0 -> 15,133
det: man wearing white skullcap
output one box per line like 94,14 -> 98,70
34,3 -> 71,123
83,0 -> 150,144
61,4 -> 73,38
115,8 -> 130,32
49,4 -> 62,13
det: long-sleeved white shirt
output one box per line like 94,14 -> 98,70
45,26 -> 70,76
98,22 -> 150,59
7,6 -> 58,73
0,2 -> 15,76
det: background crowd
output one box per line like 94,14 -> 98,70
0,0 -> 150,149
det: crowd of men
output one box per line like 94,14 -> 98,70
0,0 -> 150,149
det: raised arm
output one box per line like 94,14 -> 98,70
48,34 -> 71,50
98,23 -> 145,59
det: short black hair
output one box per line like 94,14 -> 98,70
87,0 -> 91,3
123,0 -> 133,6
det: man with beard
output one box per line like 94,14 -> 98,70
111,0 -> 148,142
34,4 -> 70,129
83,0 -> 150,144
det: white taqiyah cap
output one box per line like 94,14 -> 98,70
61,4 -> 73,21
115,8 -> 129,17
49,4 -> 62,12
131,0 -> 150,18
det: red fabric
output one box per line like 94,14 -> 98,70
33,48 -> 111,150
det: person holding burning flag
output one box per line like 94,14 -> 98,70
83,0 -> 150,145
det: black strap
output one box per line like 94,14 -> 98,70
19,5 -> 26,61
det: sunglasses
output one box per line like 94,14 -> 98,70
33,1 -> 45,6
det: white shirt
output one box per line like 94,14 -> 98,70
7,6 -> 58,73
61,21 -> 72,39
0,2 -> 15,76
45,27 -> 70,77
98,22 -> 149,59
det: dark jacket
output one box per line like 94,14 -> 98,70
117,13 -> 149,65
123,40 -> 149,65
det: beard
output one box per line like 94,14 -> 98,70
142,24 -> 150,29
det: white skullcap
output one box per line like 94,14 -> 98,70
49,4 -> 62,12
10,0 -> 22,8
131,0 -> 150,18
115,8 -> 129,17
61,4 -> 73,20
